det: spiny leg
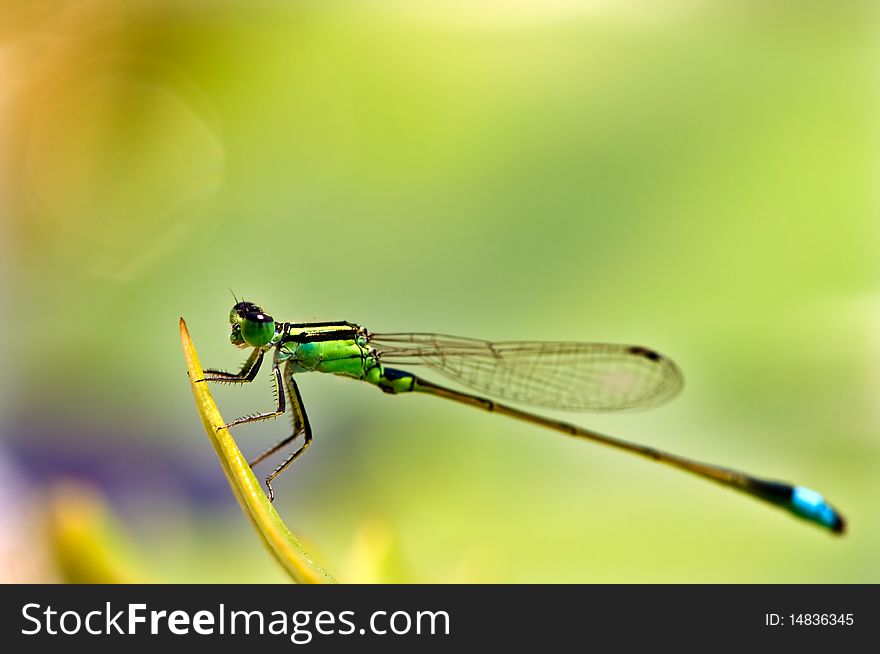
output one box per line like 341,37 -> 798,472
203,348 -> 264,384
249,366 -> 305,468
221,362 -> 286,430
260,374 -> 313,503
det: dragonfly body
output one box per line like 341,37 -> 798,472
265,320 -> 418,393
200,301 -> 846,534
279,322 -> 372,378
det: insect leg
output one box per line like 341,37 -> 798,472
221,362 -> 286,430
203,348 -> 264,384
261,373 -> 313,503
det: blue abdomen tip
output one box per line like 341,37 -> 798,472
791,486 -> 845,533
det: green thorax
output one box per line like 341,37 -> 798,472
277,322 -> 379,380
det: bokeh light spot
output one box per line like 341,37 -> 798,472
24,58 -> 224,280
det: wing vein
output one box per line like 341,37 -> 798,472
371,333 -> 683,411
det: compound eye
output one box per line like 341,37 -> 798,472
241,311 -> 275,347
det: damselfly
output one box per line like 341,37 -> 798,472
198,301 -> 845,534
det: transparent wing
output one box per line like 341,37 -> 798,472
371,333 -> 683,412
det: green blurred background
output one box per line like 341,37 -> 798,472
1,0 -> 877,582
